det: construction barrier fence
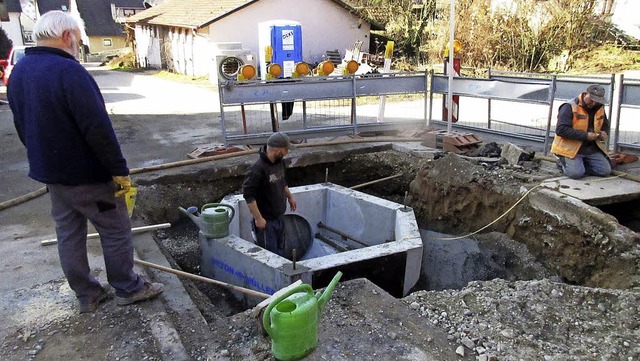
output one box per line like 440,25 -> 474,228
218,70 -> 640,153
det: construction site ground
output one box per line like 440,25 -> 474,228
1,65 -> 639,361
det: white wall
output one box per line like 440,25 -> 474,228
3,13 -> 25,47
207,0 -> 371,65
135,25 -> 161,68
135,24 -> 212,77
165,27 -> 212,77
612,0 -> 640,39
133,0 -> 370,76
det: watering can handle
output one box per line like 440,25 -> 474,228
201,203 -> 235,222
262,284 -> 313,336
223,204 -> 235,222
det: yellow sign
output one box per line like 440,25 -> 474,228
385,41 -> 395,59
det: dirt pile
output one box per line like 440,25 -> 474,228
408,152 -> 640,290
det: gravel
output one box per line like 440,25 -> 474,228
404,278 -> 640,360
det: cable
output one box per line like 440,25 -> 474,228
431,183 -> 544,241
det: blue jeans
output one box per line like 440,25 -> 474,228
48,183 -> 143,304
558,151 -> 612,179
252,216 -> 286,257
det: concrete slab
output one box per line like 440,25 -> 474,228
540,175 -> 640,205
391,142 -> 439,158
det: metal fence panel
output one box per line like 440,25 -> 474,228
615,77 -> 640,150
621,80 -> 640,106
356,73 -> 427,96
221,78 -> 355,104
431,75 -> 552,103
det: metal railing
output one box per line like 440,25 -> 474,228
218,69 -> 640,154
615,75 -> 640,151
218,72 -> 428,145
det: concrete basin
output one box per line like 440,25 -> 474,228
199,183 -> 423,305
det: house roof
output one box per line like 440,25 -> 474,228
125,0 -> 382,30
36,0 -> 69,14
6,0 -> 22,13
125,0 -> 253,28
76,0 -> 144,37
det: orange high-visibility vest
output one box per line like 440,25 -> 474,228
551,97 -> 607,159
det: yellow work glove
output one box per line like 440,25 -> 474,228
112,175 -> 132,197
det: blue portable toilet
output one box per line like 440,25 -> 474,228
258,20 -> 303,80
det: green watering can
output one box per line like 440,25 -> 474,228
263,271 -> 343,361
179,203 -> 235,238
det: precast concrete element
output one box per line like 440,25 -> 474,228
199,183 -> 423,306
540,175 -> 640,206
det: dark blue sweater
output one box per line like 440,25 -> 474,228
8,47 -> 128,185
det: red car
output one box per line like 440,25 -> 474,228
0,46 -> 30,85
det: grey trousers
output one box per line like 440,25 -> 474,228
558,151 -> 612,179
48,182 -> 143,304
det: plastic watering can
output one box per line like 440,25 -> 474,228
263,271 -> 343,361
179,203 -> 235,238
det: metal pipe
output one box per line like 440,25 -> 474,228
133,258 -> 270,299
41,223 -> 172,246
315,233 -> 349,252
543,75 -> 557,156
613,73 -> 624,152
349,172 -> 402,190
317,222 -> 368,247
292,248 -> 297,270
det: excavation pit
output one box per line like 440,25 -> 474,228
135,145 -> 640,317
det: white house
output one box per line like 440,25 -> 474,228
2,0 -> 27,47
611,0 -> 640,39
125,0 -> 380,78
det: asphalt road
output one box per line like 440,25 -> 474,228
0,65 -> 224,347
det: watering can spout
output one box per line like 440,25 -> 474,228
317,271 -> 343,312
179,206 -> 202,229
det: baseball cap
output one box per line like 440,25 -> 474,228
586,84 -> 606,104
267,132 -> 295,150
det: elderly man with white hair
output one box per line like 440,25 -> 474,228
8,11 -> 163,313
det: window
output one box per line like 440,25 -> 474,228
103,39 -> 112,47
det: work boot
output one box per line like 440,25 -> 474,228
79,290 -> 110,314
116,281 -> 164,306
555,159 -> 564,172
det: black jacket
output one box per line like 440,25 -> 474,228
242,146 -> 288,220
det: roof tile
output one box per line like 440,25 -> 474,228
126,0 -> 253,28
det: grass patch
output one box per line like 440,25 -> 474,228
568,45 -> 640,75
153,71 -> 210,85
